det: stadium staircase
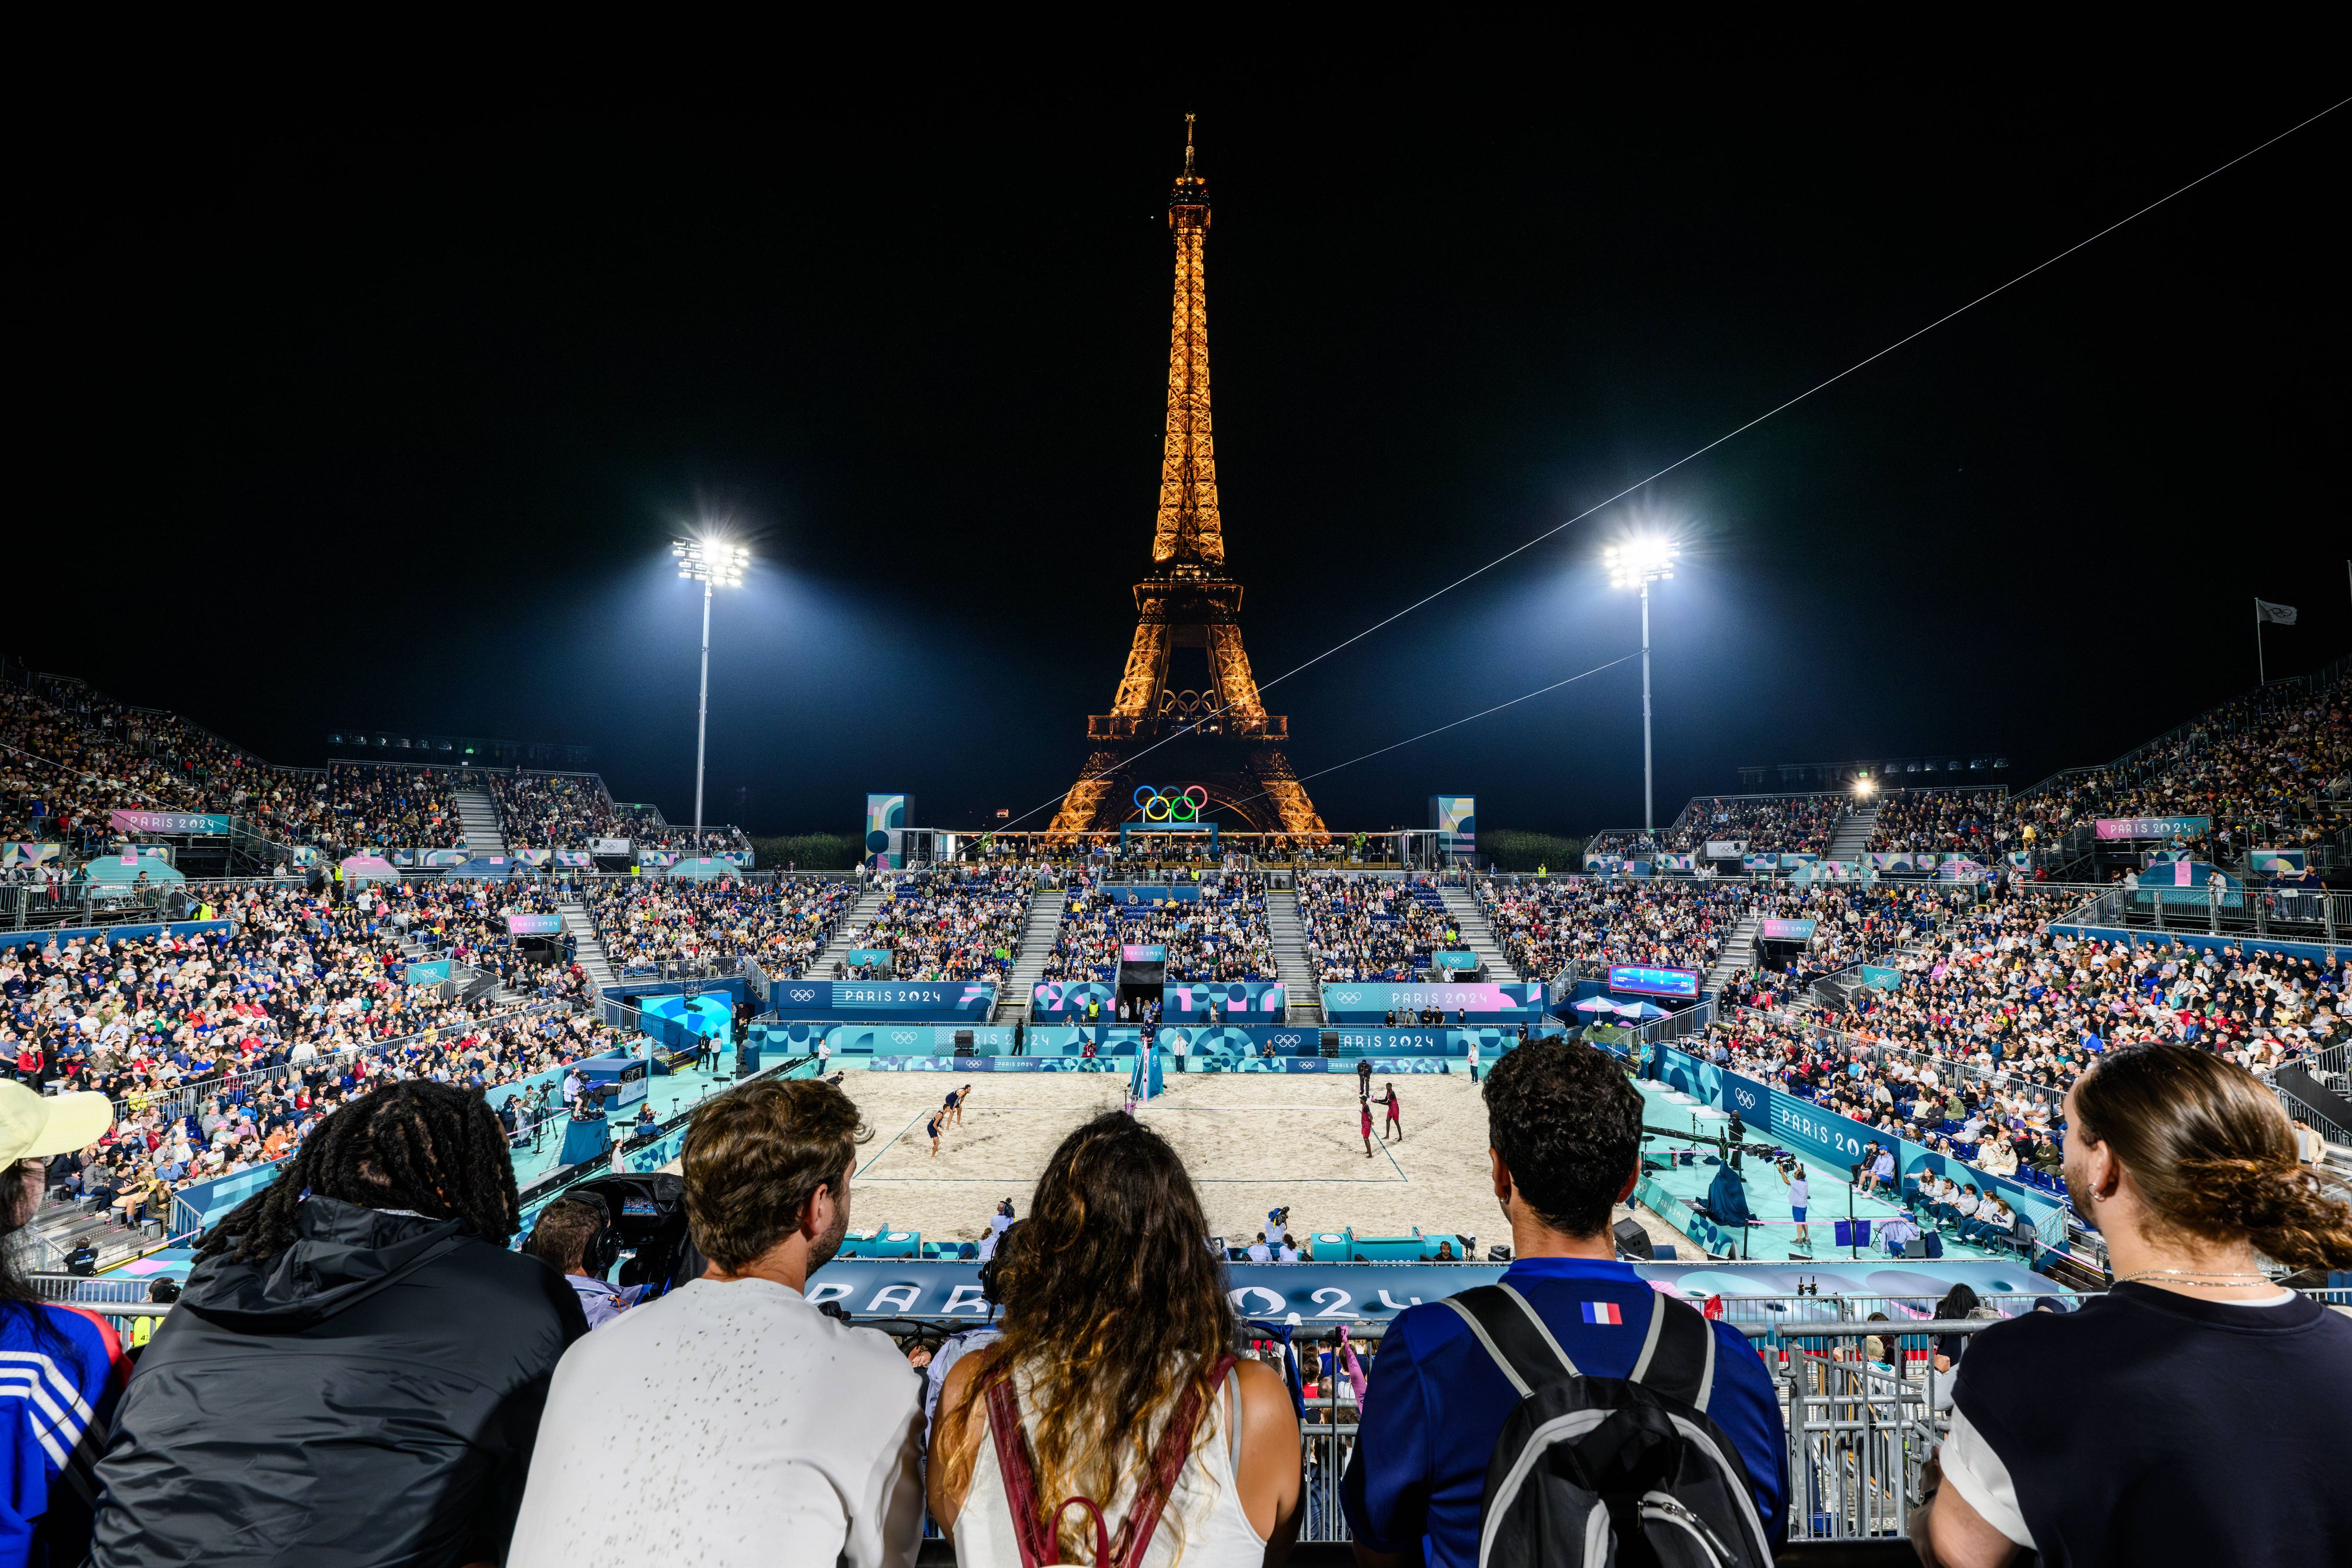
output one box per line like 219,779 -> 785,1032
1271,891 -> 1320,1024
454,788 -> 507,857
1437,885 -> 1518,981
559,900 -> 617,994
994,888 -> 1066,1023
804,886 -> 890,979
1702,914 -> 1760,997
24,1191 -> 156,1276
1826,800 -> 1877,861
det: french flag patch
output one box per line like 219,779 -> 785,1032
1581,1302 -> 1623,1325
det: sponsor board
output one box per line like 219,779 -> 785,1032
800,1258 -> 2064,1321
1319,982 -> 1546,1024
108,810 -> 229,835
766,979 -> 998,1021
2094,815 -> 2211,841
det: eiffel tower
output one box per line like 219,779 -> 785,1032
1049,119 -> 1327,840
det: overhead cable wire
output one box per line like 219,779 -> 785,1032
991,99 -> 2348,836
1224,651 -> 1643,808
1234,96 -> 2350,708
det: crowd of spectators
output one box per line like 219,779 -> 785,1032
48,1004 -> 619,1234
1,1027 -> 2344,1561
1040,872 -> 1278,983
1677,793 -> 1846,854
1706,881 -> 2346,1180
2,686 -> 250,860
839,870 -> 1033,981
1941,674 -> 2349,863
615,801 -> 752,855
490,771 -> 627,850
1,881 -> 589,1114
360,877 -> 584,999
1866,787 -> 2009,858
1589,793 -> 1849,860
590,877 -> 855,975
0,870 -> 630,1252
325,763 -> 465,850
1298,872 -> 1459,982
1479,877 -> 1756,981
4,668 -> 766,874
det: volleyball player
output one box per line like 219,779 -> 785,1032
1379,1082 -> 1402,1143
927,1108 -> 944,1158
1359,1096 -> 1375,1159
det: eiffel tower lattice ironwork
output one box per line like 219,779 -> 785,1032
1050,120 -> 1327,841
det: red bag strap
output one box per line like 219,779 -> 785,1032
984,1375 -> 1057,1568
984,1353 -> 1238,1568
1112,1352 -> 1235,1568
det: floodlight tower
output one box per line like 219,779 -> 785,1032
1605,537 -> 1679,834
673,536 -> 749,855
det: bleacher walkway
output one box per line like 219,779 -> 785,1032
806,885 -> 890,979
560,900 -> 616,994
455,788 -> 507,857
998,887 -> 1065,1022
1271,890 -> 1318,1024
1826,799 -> 1877,861
1704,914 -> 1760,996
1438,884 -> 1517,981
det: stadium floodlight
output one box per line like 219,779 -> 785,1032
1853,775 -> 1877,798
673,534 -> 751,855
1602,535 -> 1679,834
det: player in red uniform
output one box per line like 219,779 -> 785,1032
1359,1096 -> 1375,1159
1379,1082 -> 1402,1142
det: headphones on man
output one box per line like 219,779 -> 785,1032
571,1191 -> 624,1279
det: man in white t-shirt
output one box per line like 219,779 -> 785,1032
508,1079 -> 924,1568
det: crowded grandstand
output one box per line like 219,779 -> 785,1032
5,647 -> 2348,1566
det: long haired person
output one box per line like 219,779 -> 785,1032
89,1081 -> 586,1567
1920,1045 -> 2352,1567
0,1080 -> 124,1566
930,1112 -> 1302,1568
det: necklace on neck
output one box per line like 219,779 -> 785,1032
2112,1267 -> 2273,1288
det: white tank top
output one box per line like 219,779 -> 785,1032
955,1359 -> 1268,1568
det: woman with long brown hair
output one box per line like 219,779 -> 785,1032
930,1112 -> 1301,1567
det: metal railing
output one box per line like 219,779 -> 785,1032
1632,997 -> 1715,1048
2050,883 -> 2346,947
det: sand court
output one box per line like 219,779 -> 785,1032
837,1068 -> 1584,1256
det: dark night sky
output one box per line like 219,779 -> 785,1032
18,61 -> 2348,837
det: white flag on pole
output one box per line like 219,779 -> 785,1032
2254,599 -> 2298,626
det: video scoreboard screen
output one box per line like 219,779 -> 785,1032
1606,964 -> 1700,1000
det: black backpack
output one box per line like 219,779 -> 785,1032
1444,1283 -> 1772,1568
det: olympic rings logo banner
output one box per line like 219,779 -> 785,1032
1134,785 -> 1208,823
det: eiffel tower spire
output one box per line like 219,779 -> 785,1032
1049,122 -> 1326,841
1155,111 -> 1222,570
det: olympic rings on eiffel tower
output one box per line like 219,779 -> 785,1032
1133,785 -> 1209,823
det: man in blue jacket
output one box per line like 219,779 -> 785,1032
1343,1038 -> 1786,1568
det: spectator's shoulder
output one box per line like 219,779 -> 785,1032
449,1234 -> 583,1323
1384,1295 -> 1466,1363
